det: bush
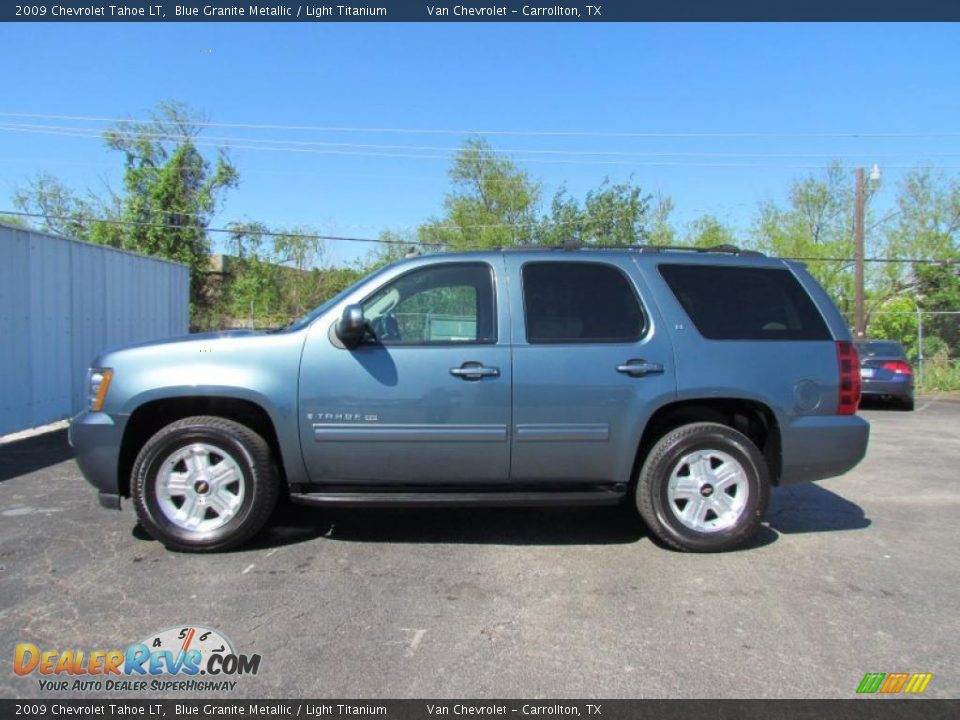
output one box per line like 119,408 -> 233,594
920,360 -> 960,391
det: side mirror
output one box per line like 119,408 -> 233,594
335,304 -> 367,347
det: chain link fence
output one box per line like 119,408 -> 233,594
845,310 -> 960,390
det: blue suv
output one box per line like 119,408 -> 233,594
70,246 -> 869,553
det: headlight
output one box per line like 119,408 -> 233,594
88,368 -> 114,411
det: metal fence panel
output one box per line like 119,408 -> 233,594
0,224 -> 189,435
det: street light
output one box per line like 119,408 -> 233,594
853,164 -> 881,338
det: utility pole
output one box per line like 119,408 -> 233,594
853,167 -> 866,339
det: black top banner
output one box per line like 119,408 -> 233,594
4,0 -> 960,22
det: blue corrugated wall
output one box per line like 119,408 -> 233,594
0,224 -> 189,435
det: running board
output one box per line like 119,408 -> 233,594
289,488 -> 626,509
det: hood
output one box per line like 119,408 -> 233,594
90,329 -> 283,368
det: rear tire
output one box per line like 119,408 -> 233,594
131,416 -> 278,552
636,422 -> 769,552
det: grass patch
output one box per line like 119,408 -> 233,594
918,360 -> 960,391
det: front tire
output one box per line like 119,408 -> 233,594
636,422 -> 769,552
131,416 -> 278,552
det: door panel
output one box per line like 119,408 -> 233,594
298,259 -> 511,485
505,255 -> 677,485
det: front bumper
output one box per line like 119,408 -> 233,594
68,411 -> 128,509
778,414 -> 870,485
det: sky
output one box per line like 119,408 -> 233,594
0,22 -> 958,266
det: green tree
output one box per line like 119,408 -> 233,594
647,193 -> 677,246
752,164 -> 867,316
419,138 -> 541,250
752,165 -> 960,332
307,266 -> 364,307
886,170 -> 960,262
685,214 -> 737,248
362,229 -> 423,271
13,173 -> 117,241
419,139 -> 658,249
222,222 -> 360,326
539,179 -> 653,246
0,214 -> 30,229
868,295 -> 919,357
222,222 -> 283,325
14,102 -> 239,327
104,102 -> 239,316
271,227 -> 328,317
863,169 -> 960,315
914,262 -> 960,355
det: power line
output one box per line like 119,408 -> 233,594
5,124 -> 960,170
3,209 -> 957,265
0,201 -> 737,235
3,190 -> 674,231
0,209 -> 436,247
786,256 -> 958,264
2,111 -> 959,139
4,121 -> 960,161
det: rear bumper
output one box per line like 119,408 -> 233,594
68,411 -> 128,508
778,414 -> 870,485
861,378 -> 914,399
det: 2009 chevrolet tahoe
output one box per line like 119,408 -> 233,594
70,245 -> 869,553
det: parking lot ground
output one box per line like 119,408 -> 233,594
1,397 -> 958,699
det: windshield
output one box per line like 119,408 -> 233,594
278,262 -> 399,333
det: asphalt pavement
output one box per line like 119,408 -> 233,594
1,396 -> 958,699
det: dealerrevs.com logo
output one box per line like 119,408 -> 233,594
14,625 -> 261,693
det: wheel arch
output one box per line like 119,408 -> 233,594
118,396 -> 288,499
632,398 -> 782,486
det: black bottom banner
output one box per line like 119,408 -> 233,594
2,699 -> 958,720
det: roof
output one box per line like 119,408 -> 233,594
494,243 -> 765,257
411,243 -> 775,264
410,243 -> 765,258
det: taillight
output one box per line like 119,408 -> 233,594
882,360 -> 912,375
836,341 -> 861,415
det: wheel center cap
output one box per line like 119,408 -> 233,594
194,480 -> 210,495
700,484 -> 714,498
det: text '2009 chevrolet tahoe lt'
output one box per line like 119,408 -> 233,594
70,245 -> 869,553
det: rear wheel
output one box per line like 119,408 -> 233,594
636,422 -> 769,552
131,416 -> 278,552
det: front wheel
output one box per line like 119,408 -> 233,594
636,422 -> 769,552
131,416 -> 278,552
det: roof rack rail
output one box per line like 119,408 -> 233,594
640,243 -> 767,257
497,243 -> 765,257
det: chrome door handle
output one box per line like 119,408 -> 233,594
616,359 -> 664,377
450,363 -> 500,380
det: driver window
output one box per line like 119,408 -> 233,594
361,263 -> 496,345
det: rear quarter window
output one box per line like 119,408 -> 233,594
658,264 -> 831,341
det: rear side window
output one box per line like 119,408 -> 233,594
658,264 -> 831,341
522,262 -> 645,343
